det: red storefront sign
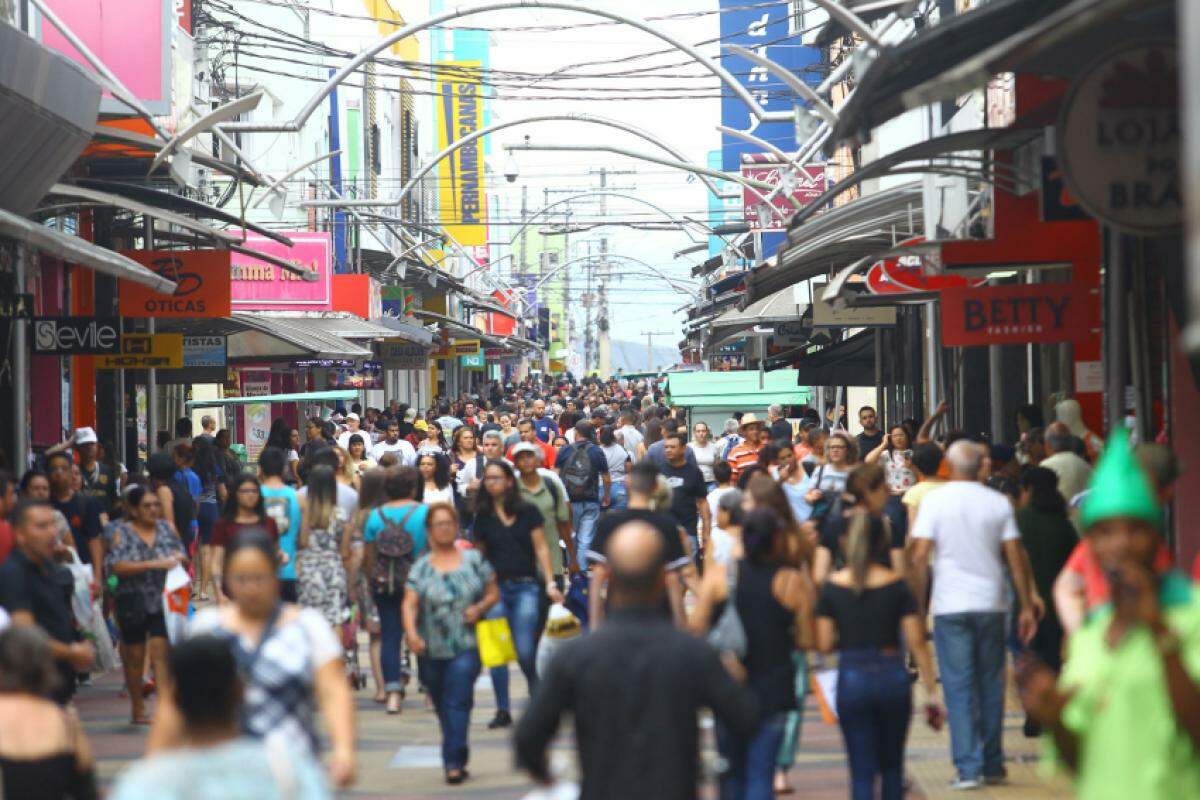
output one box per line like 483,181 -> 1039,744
940,283 -> 1093,347
118,250 -> 232,317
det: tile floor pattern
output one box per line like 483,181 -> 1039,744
78,640 -> 1073,799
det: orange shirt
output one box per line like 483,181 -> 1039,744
727,442 -> 763,482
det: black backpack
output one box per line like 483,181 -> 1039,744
560,443 -> 596,501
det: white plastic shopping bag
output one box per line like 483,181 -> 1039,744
162,564 -> 192,644
64,548 -> 93,627
535,604 -> 581,678
86,599 -> 120,672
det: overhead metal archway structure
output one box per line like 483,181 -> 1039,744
530,253 -> 700,299
505,191 -> 728,249
222,1 -> 793,134
301,113 -> 727,209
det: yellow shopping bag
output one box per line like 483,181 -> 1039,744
476,617 -> 518,668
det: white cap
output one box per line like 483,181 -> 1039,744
510,441 -> 542,463
74,427 -> 98,445
346,412 -> 360,422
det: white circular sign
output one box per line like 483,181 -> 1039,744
1057,40 -> 1180,236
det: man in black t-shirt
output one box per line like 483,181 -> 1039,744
657,433 -> 711,562
45,452 -> 103,589
589,463 -> 690,627
0,500 -> 94,703
855,405 -> 885,456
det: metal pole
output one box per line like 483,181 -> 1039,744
1105,227 -> 1127,432
144,216 -> 157,456
925,301 -> 943,418
13,245 -> 29,477
873,330 -> 883,418
988,344 -> 1004,442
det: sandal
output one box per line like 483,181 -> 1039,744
445,768 -> 468,785
386,692 -> 402,715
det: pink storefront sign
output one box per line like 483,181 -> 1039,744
231,232 -> 332,311
41,0 -> 173,117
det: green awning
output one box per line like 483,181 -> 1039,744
666,370 -> 811,409
186,390 -> 358,409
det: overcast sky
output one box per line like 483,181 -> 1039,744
484,1 -> 727,352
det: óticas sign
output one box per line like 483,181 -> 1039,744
940,284 -> 1093,347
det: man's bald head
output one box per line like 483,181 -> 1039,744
606,521 -> 665,607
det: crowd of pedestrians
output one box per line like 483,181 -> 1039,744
0,375 -> 1196,799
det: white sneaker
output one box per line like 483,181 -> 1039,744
950,778 -> 982,790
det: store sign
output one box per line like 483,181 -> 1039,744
1058,41 -> 1180,235
183,336 -> 226,367
451,339 -> 481,357
329,362 -> 383,389
0,294 -> 33,320
118,250 -> 232,317
811,285 -> 897,328
459,353 -> 485,369
940,284 -> 1092,347
294,359 -> 355,368
32,317 -> 121,355
378,340 -> 427,369
231,232 -> 332,311
96,333 -> 184,369
380,286 -> 415,319
741,161 -> 826,231
436,61 -> 487,247
866,238 -> 981,294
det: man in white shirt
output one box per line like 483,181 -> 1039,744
616,411 -> 643,463
1040,422 -> 1092,509
910,440 -> 1039,790
335,412 -> 365,452
371,420 -> 416,466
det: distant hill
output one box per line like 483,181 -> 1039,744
609,338 -> 680,374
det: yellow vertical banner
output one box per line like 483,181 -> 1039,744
436,61 -> 486,247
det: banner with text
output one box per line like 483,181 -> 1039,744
436,61 -> 487,247
940,284 -> 1093,347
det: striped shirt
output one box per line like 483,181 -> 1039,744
726,442 -> 763,482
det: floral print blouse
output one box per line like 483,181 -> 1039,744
405,549 -> 493,660
104,520 -> 185,613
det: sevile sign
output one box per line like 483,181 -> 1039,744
940,284 -> 1092,347
118,250 -> 232,317
33,318 -> 121,355
1058,41 -> 1179,235
231,232 -> 332,311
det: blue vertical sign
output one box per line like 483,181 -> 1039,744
328,69 -> 348,272
718,1 -> 820,259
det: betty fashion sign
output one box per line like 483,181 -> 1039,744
940,283 -> 1093,348
1057,40 -> 1180,235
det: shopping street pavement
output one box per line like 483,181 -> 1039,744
78,644 -> 1073,799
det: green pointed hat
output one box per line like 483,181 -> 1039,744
1079,427 -> 1162,530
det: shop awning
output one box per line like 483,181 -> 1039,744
792,331 -> 878,387
0,23 -> 101,215
376,316 -> 435,346
186,389 -> 358,409
280,315 -> 396,340
901,0 -> 1166,110
228,314 -> 373,360
789,128 -> 1042,230
666,369 -> 811,409
814,0 -> 911,47
411,309 -> 482,340
713,286 -> 806,334
826,0 -> 1068,154
744,182 -> 923,305
46,183 -> 239,246
462,295 -> 519,321
0,206 -> 176,293
87,123 -> 265,186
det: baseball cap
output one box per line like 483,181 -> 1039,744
74,427 -> 98,445
346,412 -> 360,422
510,441 -> 543,463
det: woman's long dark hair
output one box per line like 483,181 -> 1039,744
192,435 -> 220,491
221,474 -> 265,523
742,508 -> 784,565
599,424 -> 617,447
417,452 -> 452,492
1020,465 -> 1066,515
474,458 -> 521,518
266,418 -> 293,452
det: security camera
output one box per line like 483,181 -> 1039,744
503,152 -> 520,183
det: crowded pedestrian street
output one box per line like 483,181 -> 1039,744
1,1 -> 1198,799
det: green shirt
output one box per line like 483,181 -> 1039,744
1051,572 -> 1200,800
517,473 -> 569,575
405,550 -> 494,660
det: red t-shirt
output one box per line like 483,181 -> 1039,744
506,439 -> 557,468
1191,551 -> 1200,584
211,517 -> 278,549
0,521 -> 13,565
1064,538 -> 1174,609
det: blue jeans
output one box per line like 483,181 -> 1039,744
716,712 -> 788,800
419,649 -> 481,771
374,590 -> 407,692
484,601 -> 510,713
608,482 -> 628,511
570,501 -> 600,566
836,649 -> 912,800
933,612 -> 1007,781
499,579 -> 542,691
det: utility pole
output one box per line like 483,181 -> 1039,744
589,166 -> 635,378
641,330 -> 675,373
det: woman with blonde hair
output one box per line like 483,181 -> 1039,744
332,447 -> 359,490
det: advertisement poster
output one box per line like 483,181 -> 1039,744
328,361 -> 383,389
436,60 -> 487,246
244,402 -> 271,464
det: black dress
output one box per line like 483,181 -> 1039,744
735,560 -> 797,716
0,751 -> 97,800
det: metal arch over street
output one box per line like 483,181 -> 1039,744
301,113 -> 727,209
221,1 -> 794,134
504,191 -> 730,249
530,253 -> 700,299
